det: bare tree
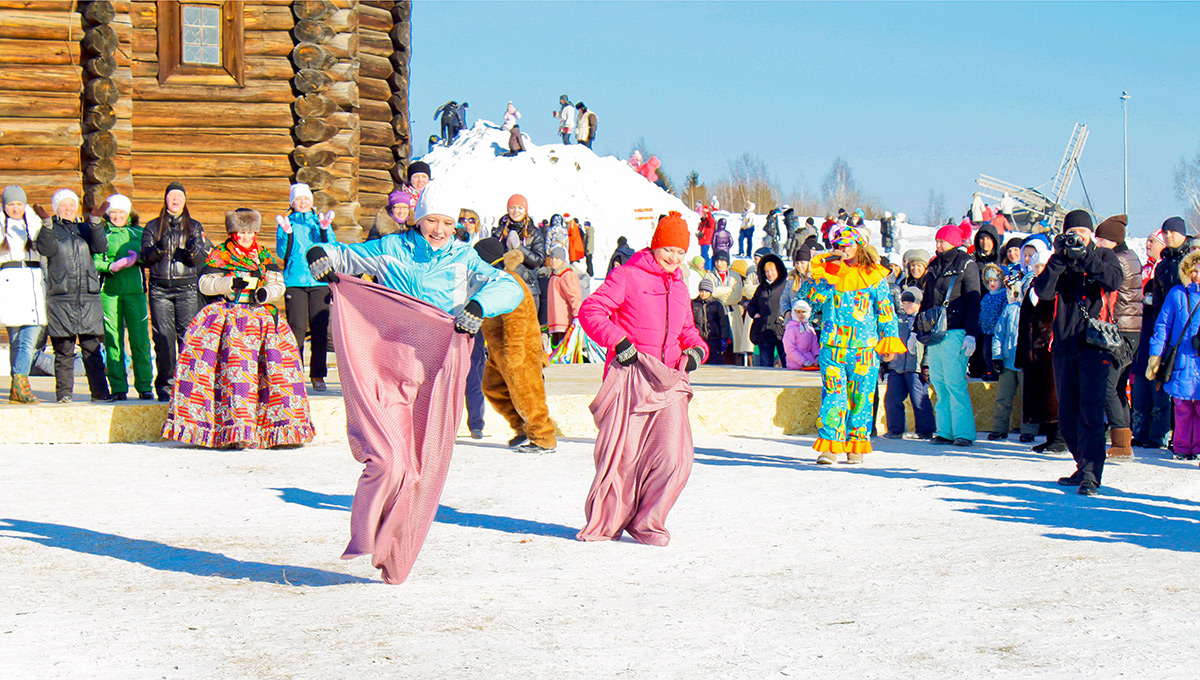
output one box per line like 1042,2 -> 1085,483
926,189 -> 947,228
820,157 -> 858,213
713,153 -> 779,213
1175,145 -> 1200,229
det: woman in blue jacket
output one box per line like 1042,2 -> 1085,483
1147,249 -> 1200,461
276,183 -> 336,391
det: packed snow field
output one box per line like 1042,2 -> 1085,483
3,433 -> 1200,678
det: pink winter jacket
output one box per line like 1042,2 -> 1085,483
547,267 -> 582,333
783,318 -> 819,369
579,249 -> 707,373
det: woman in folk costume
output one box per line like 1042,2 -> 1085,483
801,226 -> 906,464
306,181 -> 523,584
162,208 -> 314,449
576,211 -> 707,546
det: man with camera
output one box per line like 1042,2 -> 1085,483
1033,210 -> 1124,496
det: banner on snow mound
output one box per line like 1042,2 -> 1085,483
329,275 -> 471,585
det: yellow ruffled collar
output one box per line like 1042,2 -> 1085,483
810,253 -> 889,292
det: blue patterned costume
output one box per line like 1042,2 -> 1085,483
802,253 -> 906,454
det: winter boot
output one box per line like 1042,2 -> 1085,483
8,375 -> 38,404
1106,428 -> 1133,459
816,450 -> 837,465
846,452 -> 864,464
1032,423 -> 1066,453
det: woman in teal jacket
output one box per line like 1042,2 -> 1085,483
276,183 -> 335,391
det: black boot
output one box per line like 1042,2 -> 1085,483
1033,423 -> 1066,453
1057,469 -> 1083,486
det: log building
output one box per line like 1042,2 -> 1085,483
0,0 -> 412,246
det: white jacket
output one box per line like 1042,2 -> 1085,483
0,206 -> 47,326
558,104 -> 576,132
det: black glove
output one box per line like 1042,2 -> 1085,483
683,346 -> 704,372
615,338 -> 639,366
306,245 -> 338,283
454,299 -> 483,336
230,276 -> 250,291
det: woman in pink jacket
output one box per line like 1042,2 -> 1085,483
783,299 -> 819,369
576,211 -> 706,546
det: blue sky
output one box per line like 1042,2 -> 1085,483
411,1 -> 1200,235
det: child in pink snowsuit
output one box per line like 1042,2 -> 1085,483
784,299 -> 819,369
576,211 -> 707,546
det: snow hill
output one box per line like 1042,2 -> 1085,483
421,120 -> 1147,269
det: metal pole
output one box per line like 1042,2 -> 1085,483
1121,90 -> 1130,215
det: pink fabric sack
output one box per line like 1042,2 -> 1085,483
578,353 -> 694,546
329,276 -> 470,584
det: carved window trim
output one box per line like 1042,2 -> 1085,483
157,0 -> 245,86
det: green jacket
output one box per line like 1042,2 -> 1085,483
94,219 -> 145,295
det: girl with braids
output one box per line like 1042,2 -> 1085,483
162,208 -> 313,449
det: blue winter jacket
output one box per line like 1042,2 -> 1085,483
323,230 -> 522,317
278,210 -> 334,288
1150,283 -> 1200,400
990,300 -> 1020,371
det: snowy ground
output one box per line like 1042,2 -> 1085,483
3,432 -> 1200,679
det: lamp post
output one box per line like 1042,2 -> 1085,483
1121,90 -> 1130,215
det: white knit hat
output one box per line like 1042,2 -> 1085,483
289,183 -> 313,205
106,193 -> 132,214
51,188 -> 79,214
413,181 -> 456,223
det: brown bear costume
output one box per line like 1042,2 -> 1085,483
481,249 -> 557,449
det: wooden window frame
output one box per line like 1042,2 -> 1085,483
157,0 -> 245,86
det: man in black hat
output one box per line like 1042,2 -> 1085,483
1033,210 -> 1124,495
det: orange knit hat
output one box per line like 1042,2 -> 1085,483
651,211 -> 690,250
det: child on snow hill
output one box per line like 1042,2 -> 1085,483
692,278 -> 731,365
546,245 -> 582,346
801,227 -> 906,463
783,299 -> 819,370
91,193 -> 153,400
276,182 -> 337,393
882,287 -> 934,440
988,276 -> 1035,441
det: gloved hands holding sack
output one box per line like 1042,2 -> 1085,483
306,245 -> 337,283
454,300 -> 483,336
614,338 -> 639,367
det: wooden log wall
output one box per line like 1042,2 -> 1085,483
129,0 -> 294,249
0,1 -> 84,201
291,0 -> 361,239
80,1 -> 124,210
389,2 -> 411,185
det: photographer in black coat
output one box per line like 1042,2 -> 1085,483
1033,210 -> 1124,496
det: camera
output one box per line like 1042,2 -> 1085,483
1060,231 -> 1084,249
1055,231 -> 1087,260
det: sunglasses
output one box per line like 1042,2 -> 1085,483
460,218 -> 476,224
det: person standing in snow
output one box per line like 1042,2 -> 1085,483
738,201 -> 755,257
276,183 -> 337,392
692,278 -> 730,365
577,211 -> 707,546
435,101 -> 462,145
404,161 -> 431,200
575,102 -> 597,148
607,236 -> 634,275
1094,214 -> 1142,459
882,288 -> 934,439
91,194 -> 153,401
502,101 -> 521,131
1,185 -> 47,404
545,245 -> 582,347
711,217 -> 733,260
783,300 -> 819,370
802,227 -> 906,462
880,211 -> 896,253
553,94 -> 576,144
583,220 -> 596,277
492,194 -> 545,311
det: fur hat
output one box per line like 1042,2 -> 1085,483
51,188 -> 79,214
289,183 -> 313,205
1178,249 -> 1200,284
2,185 -> 26,206
473,237 -> 505,267
1095,214 -> 1127,243
105,193 -> 132,214
935,224 -> 963,248
698,278 -> 714,293
651,211 -> 689,250
413,181 -> 455,223
902,248 -> 930,265
225,207 -> 262,233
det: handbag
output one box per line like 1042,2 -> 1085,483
914,270 -> 960,345
1083,291 -> 1131,366
1158,291 -> 1200,384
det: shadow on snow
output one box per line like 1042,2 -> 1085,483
0,518 -> 373,586
272,487 -> 578,540
692,446 -> 1200,554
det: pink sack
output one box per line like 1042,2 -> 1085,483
329,276 -> 471,584
578,354 -> 694,546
